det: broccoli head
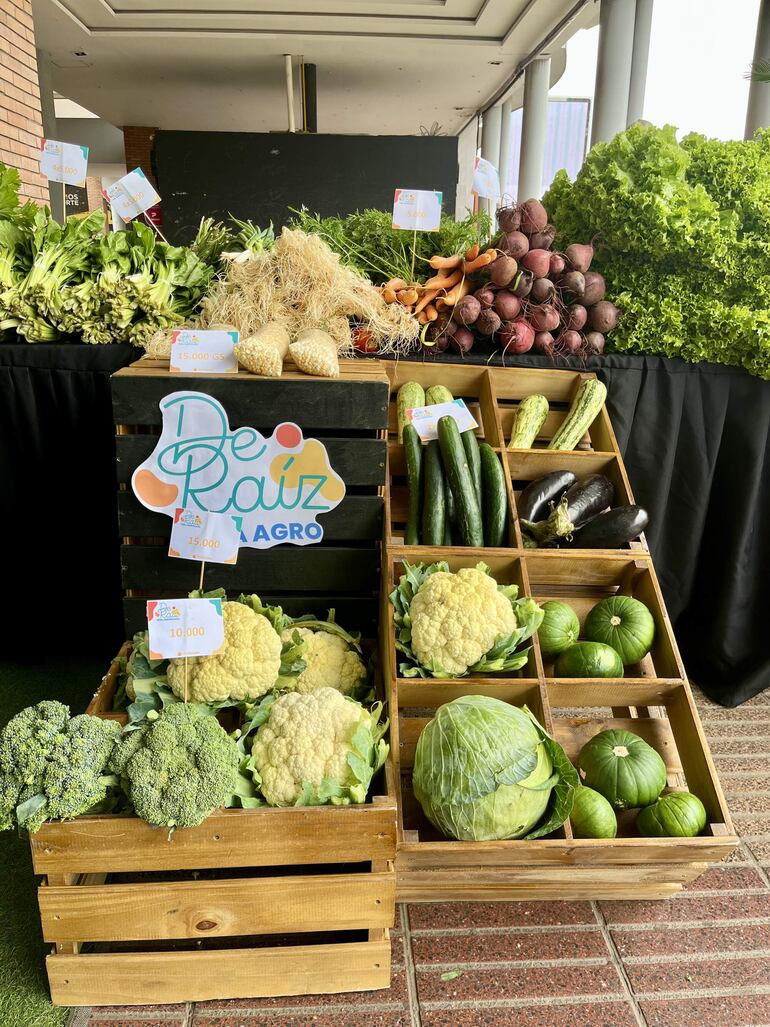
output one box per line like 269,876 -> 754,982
110,703 -> 238,830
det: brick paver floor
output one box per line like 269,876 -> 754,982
69,684 -> 770,1027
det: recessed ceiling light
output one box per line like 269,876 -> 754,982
72,51 -> 88,57
489,60 -> 502,65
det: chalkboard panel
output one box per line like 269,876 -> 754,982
153,131 -> 458,243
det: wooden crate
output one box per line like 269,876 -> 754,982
383,547 -> 737,902
383,361 -> 646,553
32,766 -> 398,1005
114,356 -> 390,637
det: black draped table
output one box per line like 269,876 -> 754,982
0,344 -> 767,705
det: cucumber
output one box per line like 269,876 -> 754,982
403,424 -> 423,545
425,385 -> 453,406
548,378 -> 607,451
479,443 -> 507,547
461,429 -> 483,513
508,394 -> 549,449
437,415 -> 484,547
422,440 -> 446,545
396,382 -> 425,442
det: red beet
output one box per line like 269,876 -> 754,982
424,333 -> 449,353
492,290 -> 522,321
560,270 -> 586,300
584,331 -> 605,354
519,198 -> 548,234
520,248 -> 551,279
549,252 -> 567,276
565,303 -> 588,331
500,318 -> 535,354
489,254 -> 518,287
529,277 -> 556,304
497,204 -> 521,233
557,329 -> 582,354
476,309 -> 501,336
582,271 -> 606,306
533,331 -> 555,355
502,231 -> 529,260
455,294 -> 481,326
528,224 -> 557,250
565,241 -> 594,273
474,285 -> 496,309
529,303 -> 560,333
588,300 -> 620,333
447,324 -> 474,353
511,270 -> 534,298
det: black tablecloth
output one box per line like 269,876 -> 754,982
401,352 -> 770,707
0,342 -> 139,663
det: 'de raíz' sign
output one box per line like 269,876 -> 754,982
131,391 -> 345,549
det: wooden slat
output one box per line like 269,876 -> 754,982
39,871 -> 395,943
112,373 -> 389,431
121,544 -> 379,593
115,434 -> 387,487
46,937 -> 391,1006
487,365 -> 592,403
117,491 -> 384,542
397,679 -> 542,710
31,805 -> 397,874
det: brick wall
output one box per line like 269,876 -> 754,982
123,126 -> 157,186
0,0 -> 47,203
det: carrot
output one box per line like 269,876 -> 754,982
428,254 -> 462,271
384,277 -> 408,292
414,288 -> 441,315
438,276 -> 472,309
423,268 -> 463,292
425,302 -> 438,322
465,243 -> 480,261
382,287 -> 397,304
463,248 -> 497,274
397,288 -> 419,307
417,309 -> 429,325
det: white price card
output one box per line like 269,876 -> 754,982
170,329 -> 239,374
147,597 -> 225,660
392,188 -> 442,231
407,399 -> 478,442
103,168 -> 161,221
472,156 -> 501,200
169,508 -> 241,564
40,139 -> 89,187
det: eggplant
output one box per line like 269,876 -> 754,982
517,470 -> 577,522
562,474 -> 615,529
571,505 -> 649,549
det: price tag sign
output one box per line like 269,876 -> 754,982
407,399 -> 478,442
169,508 -> 241,564
147,597 -> 225,659
170,329 -> 239,374
472,156 -> 501,200
392,188 -> 442,231
40,139 -> 89,187
103,168 -> 161,221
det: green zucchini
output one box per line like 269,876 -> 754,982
422,440 -> 446,545
396,382 -> 425,442
425,385 -> 453,406
479,443 -> 508,547
403,424 -> 423,545
508,394 -> 549,449
437,416 -> 484,547
548,379 -> 607,451
461,429 -> 483,514
443,517 -> 452,546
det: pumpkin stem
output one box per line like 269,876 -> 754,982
612,745 -> 629,757
610,615 -> 622,626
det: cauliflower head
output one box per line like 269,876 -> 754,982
110,703 -> 238,829
410,566 -> 517,676
167,601 -> 282,703
251,687 -> 387,807
281,627 -> 367,696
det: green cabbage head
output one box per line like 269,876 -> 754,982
413,695 -> 578,841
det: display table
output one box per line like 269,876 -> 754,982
390,352 -> 769,707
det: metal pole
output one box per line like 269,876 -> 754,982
284,54 -> 296,133
518,57 -> 551,201
36,49 -> 65,223
591,0 -> 637,146
627,0 -> 654,125
498,100 -> 513,200
480,104 -> 502,213
746,0 -> 770,138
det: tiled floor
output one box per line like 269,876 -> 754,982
68,685 -> 770,1027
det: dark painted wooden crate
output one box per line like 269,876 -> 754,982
113,357 -> 390,636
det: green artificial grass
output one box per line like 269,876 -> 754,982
0,659 -> 102,1027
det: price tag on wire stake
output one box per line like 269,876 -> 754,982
147,598 -> 225,660
103,168 -> 160,221
169,508 -> 240,564
407,399 -> 478,442
40,139 -> 89,187
392,188 -> 442,231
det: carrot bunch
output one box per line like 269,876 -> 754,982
380,244 -> 497,324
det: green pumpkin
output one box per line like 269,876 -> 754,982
554,642 -> 624,678
570,786 -> 617,838
577,729 -> 666,810
538,601 -> 580,658
583,595 -> 655,665
637,791 -> 707,838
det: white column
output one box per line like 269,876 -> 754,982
746,0 -> 770,139
591,0 -> 637,146
517,57 -> 551,201
480,103 -> 502,213
498,100 -> 513,200
36,49 -> 64,222
627,0 -> 654,125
